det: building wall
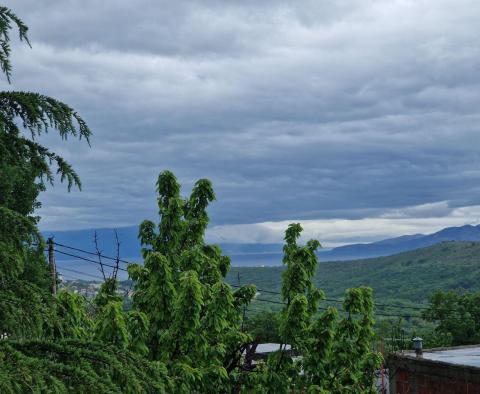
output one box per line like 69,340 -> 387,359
394,368 -> 480,394
388,354 -> 480,394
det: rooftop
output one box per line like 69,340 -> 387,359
255,343 -> 291,354
405,345 -> 480,368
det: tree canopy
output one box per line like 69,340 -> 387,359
423,290 -> 480,346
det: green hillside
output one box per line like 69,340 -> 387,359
227,241 -> 480,311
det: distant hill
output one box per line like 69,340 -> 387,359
44,223 -> 480,267
318,224 -> 480,261
228,241 -> 480,307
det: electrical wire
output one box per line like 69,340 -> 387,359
53,241 -> 133,266
47,241 -> 461,320
54,249 -> 128,272
229,283 -> 430,313
58,267 -> 106,281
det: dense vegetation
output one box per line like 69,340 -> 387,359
231,240 -> 480,351
122,171 -> 382,393
423,289 -> 480,346
229,240 -> 480,309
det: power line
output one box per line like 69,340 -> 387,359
53,241 -> 134,266
48,240 -> 463,319
252,296 -> 422,319
54,249 -> 128,272
254,297 -> 285,305
54,248 -> 426,319
58,267 -> 106,281
229,283 -> 431,313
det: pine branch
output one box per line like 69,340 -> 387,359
0,6 -> 30,83
20,138 -> 83,191
0,91 -> 91,143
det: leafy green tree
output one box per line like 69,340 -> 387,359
239,224 -> 382,394
128,170 -> 256,393
423,290 -> 480,346
244,311 -> 281,343
128,172 -> 382,393
53,290 -> 92,340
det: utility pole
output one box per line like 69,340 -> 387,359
47,237 -> 57,295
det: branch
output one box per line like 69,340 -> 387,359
112,229 -> 121,281
0,92 -> 91,143
94,231 -> 106,282
0,6 -> 30,83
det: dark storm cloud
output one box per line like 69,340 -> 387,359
2,0 -> 480,243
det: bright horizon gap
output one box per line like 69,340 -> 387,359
41,201 -> 480,248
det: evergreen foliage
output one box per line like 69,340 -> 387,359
0,7 -> 171,393
0,340 -> 172,393
0,5 -> 91,328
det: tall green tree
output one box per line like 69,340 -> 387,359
0,5 -> 91,339
128,170 -> 256,393
239,223 -> 382,394
0,7 -> 174,393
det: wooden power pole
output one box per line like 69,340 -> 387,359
47,237 -> 57,295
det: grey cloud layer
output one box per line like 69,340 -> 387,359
2,0 -> 480,238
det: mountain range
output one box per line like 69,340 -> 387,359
44,223 -> 480,267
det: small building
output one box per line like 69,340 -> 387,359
388,345 -> 480,393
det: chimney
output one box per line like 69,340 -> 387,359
412,337 -> 423,357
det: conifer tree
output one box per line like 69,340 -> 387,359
0,7 -> 172,393
0,4 -> 91,339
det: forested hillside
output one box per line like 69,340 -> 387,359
229,241 -> 480,306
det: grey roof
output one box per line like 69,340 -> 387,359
416,346 -> 480,368
255,343 -> 291,354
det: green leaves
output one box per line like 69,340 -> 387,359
126,311 -> 150,356
248,224 -> 383,393
0,340 -> 172,393
0,9 -> 92,356
0,92 -> 91,191
423,289 -> 480,346
54,290 -> 92,340
94,301 -> 130,349
0,10 -> 91,197
0,6 -> 30,83
0,92 -> 91,141
129,171 -> 258,391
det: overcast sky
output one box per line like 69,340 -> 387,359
3,0 -> 480,246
